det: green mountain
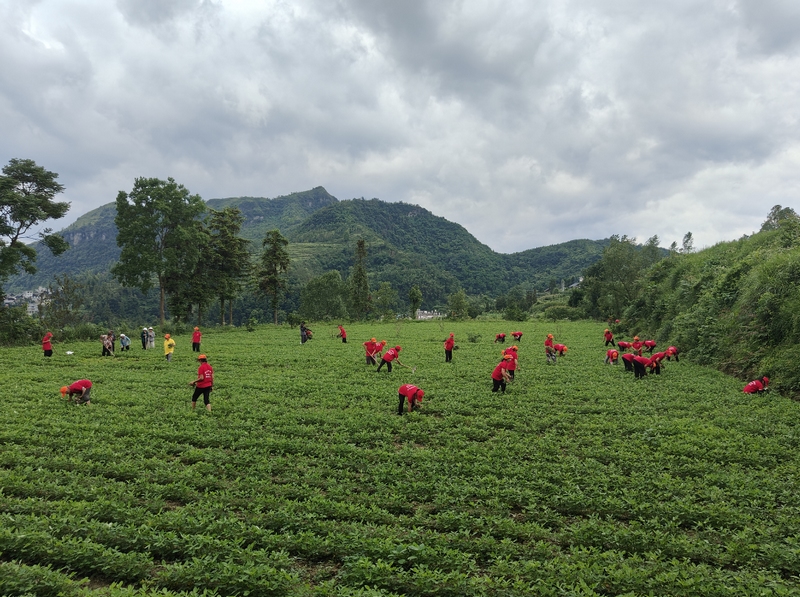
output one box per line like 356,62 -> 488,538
6,187 -> 607,308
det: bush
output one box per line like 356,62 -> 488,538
544,306 -> 585,321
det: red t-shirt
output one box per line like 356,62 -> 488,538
42,332 -> 53,350
491,361 -> 510,380
496,333 -> 506,340
606,349 -> 618,360
633,355 -> 650,366
444,337 -> 454,350
644,340 -> 656,349
668,346 -> 679,355
743,380 -> 765,394
192,331 -> 202,343
399,384 -> 422,400
554,344 -> 566,352
383,348 -> 398,362
503,348 -> 518,370
604,331 -> 613,341
196,363 -> 214,388
621,353 -> 635,363
651,351 -> 668,362
68,380 -> 92,394
618,341 -> 631,350
363,341 -> 375,354
512,332 -> 522,339
338,326 -> 346,338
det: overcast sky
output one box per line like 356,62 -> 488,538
2,0 -> 799,253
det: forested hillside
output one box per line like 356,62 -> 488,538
7,188 -> 608,312
580,208 -> 800,395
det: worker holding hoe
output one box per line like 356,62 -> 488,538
60,380 -> 92,405
364,337 -> 378,365
377,345 -> 407,373
545,334 -> 556,364
604,328 -> 615,346
504,345 -> 519,380
189,354 -> 214,412
164,334 -> 176,362
337,325 -> 347,343
398,384 -> 425,415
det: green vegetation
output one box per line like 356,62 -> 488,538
2,321 -> 800,595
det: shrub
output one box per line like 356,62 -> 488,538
544,305 -> 585,321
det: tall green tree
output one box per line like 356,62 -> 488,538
447,288 -> 470,320
164,222 -> 213,323
349,239 -> 371,319
408,285 -> 423,318
299,270 -> 348,321
257,229 -> 290,325
374,281 -> 398,320
112,177 -> 206,326
206,207 -> 252,325
0,158 -> 70,292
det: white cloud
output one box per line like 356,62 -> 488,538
1,0 -> 799,253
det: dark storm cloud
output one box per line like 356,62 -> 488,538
1,0 -> 798,252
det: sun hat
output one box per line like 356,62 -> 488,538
395,345 -> 401,351
194,327 -> 199,331
198,354 -> 207,360
371,337 -> 376,342
60,386 -> 68,396
503,354 -> 513,360
164,334 -> 170,339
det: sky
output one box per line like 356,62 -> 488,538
2,0 -> 800,253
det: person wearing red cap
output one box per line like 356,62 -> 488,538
61,379 -> 92,405
511,331 -> 523,342
544,334 -> 556,364
189,354 -> 214,412
363,337 -> 378,365
377,345 -> 403,372
605,349 -> 619,365
192,327 -> 202,352
42,331 -> 54,357
337,325 -> 347,343
504,346 -> 519,379
604,328 -> 615,346
743,377 -> 769,394
398,384 -> 424,414
444,333 -> 455,362
492,355 -> 513,392
494,333 -> 506,344
631,336 -> 644,356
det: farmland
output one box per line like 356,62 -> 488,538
2,320 -> 800,596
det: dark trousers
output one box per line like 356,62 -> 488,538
341,337 -> 347,343
492,378 -> 506,393
633,361 -> 647,378
102,347 -> 112,356
377,359 -> 392,372
445,349 -> 452,362
192,386 -> 212,405
398,394 -> 418,414
508,369 -> 515,380
192,342 -> 200,352
623,359 -> 633,372
366,355 -> 377,365
142,338 -> 147,349
605,339 -> 615,346
44,350 -> 53,357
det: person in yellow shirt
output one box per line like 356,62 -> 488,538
164,334 -> 176,362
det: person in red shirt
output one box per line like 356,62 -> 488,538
554,343 -> 568,357
494,333 -> 506,344
192,327 -> 202,352
504,346 -> 519,379
544,334 -> 556,363
444,333 -> 455,362
643,340 -> 657,354
363,337 -> 378,365
631,336 -> 644,356
605,349 -> 619,365
61,379 -> 92,405
621,352 -> 635,372
398,384 -> 425,414
337,325 -> 347,343
604,328 -> 615,346
632,354 -> 650,379
189,354 -> 214,412
491,355 -> 513,393
667,346 -> 680,362
511,331 -> 523,342
42,331 -> 54,357
743,377 -> 769,394
617,340 -> 632,351
377,345 -> 404,372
